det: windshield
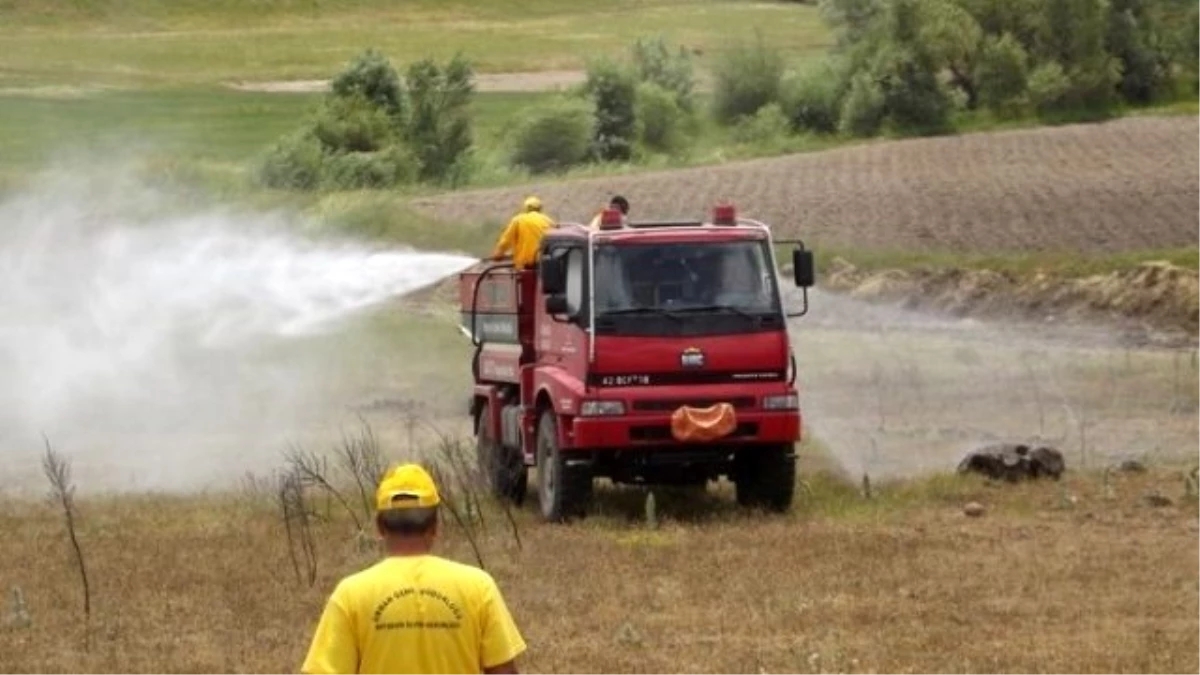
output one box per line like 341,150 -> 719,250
592,239 -> 781,335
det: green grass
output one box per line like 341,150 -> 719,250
0,0 -> 833,86
0,87 -> 561,184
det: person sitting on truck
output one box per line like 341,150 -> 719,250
301,463 -> 528,675
587,195 -> 630,229
491,196 -> 555,270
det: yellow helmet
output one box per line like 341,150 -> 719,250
523,196 -> 543,212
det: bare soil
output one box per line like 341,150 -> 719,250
412,115 -> 1199,254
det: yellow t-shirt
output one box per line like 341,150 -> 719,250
492,211 -> 554,270
301,555 -> 527,675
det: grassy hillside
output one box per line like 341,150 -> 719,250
0,0 -> 833,85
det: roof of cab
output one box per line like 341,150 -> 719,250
546,222 -> 768,245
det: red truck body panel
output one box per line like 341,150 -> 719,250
458,221 -> 803,468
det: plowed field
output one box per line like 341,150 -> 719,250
412,116 -> 1199,253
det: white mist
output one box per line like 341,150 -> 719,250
0,169 -> 476,493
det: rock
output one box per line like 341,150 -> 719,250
614,621 -> 643,646
963,502 -> 986,517
1118,459 -> 1147,473
957,442 -> 1066,482
1142,492 -> 1173,508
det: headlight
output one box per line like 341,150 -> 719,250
580,400 -> 626,416
762,393 -> 799,410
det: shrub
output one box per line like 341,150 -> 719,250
404,54 -> 475,185
330,48 -> 406,120
311,93 -> 397,153
635,82 -> 688,153
1175,4 -> 1200,92
1026,60 -> 1071,113
319,146 -> 417,191
711,33 -> 786,124
781,56 -> 851,134
259,131 -> 326,190
630,35 -> 697,112
731,103 -> 791,146
584,59 -> 638,162
975,32 -> 1031,116
871,44 -> 955,135
1106,0 -> 1174,104
511,98 -> 594,174
838,71 -> 887,136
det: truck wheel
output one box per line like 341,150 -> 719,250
734,444 -> 796,512
476,402 -> 526,505
535,409 -> 592,523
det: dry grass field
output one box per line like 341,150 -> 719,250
411,116 -> 1199,255
1,280 -> 1196,673
1,452 -> 1197,674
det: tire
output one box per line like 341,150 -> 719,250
734,444 -> 796,512
535,409 -> 593,523
476,401 -> 527,505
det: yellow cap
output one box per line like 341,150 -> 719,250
375,464 -> 441,511
523,196 -> 542,212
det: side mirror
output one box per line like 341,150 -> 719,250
545,294 -> 570,315
792,248 -> 815,288
540,255 -> 566,295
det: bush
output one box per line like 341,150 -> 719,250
584,59 -> 638,162
630,35 -> 697,112
1026,60 -> 1071,112
1107,0 -> 1174,104
404,54 -> 475,185
869,44 -> 955,135
975,32 -> 1031,116
330,48 -> 406,120
635,82 -> 688,153
839,71 -> 887,136
259,131 -> 326,190
311,93 -> 397,153
781,56 -> 851,134
711,33 -> 786,124
1175,4 -> 1200,92
511,98 -> 594,174
731,103 -> 791,146
319,146 -> 417,191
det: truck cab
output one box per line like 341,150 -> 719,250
460,204 -> 815,522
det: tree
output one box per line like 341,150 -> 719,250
918,0 -> 985,108
404,54 -> 475,185
975,32 -> 1032,115
584,59 -> 638,162
1106,0 -> 1174,103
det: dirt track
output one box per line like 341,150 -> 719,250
412,115 -> 1199,253
225,70 -> 590,93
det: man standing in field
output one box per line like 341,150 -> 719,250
491,196 -> 555,270
301,464 -> 528,675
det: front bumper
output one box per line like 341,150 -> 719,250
569,409 -> 800,449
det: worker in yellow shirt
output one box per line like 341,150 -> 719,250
301,464 -> 527,675
491,196 -> 554,270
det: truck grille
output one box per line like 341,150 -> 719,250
631,397 -> 756,412
630,422 -> 759,442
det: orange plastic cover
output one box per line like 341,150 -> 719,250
670,403 -> 737,443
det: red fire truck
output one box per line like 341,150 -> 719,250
458,204 -> 815,522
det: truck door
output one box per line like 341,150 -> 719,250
537,242 -> 588,367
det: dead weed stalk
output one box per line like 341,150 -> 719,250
275,468 -> 319,588
40,437 -> 92,646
